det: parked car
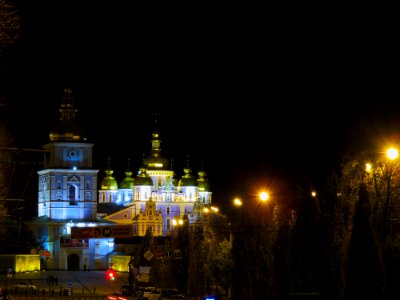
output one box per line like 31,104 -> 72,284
12,281 -> 37,291
143,288 -> 161,300
160,288 -> 187,300
119,284 -> 144,297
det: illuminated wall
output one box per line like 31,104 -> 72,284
15,255 -> 41,273
0,255 -> 42,273
109,255 -> 131,272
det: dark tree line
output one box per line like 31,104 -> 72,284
229,146 -> 400,299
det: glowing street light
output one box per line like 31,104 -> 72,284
210,206 -> 219,212
259,192 -> 269,202
386,147 -> 399,160
233,198 -> 243,207
172,218 -> 184,226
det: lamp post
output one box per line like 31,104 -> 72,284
384,147 -> 399,238
259,191 -> 269,231
365,147 -> 399,239
230,191 -> 272,299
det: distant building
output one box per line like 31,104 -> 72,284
29,89 -> 213,270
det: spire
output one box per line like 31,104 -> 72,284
59,88 -> 77,122
141,152 -> 146,167
49,88 -> 83,142
198,160 -> 205,177
151,116 -> 161,153
107,156 -> 111,170
152,112 -> 160,134
142,113 -> 170,170
183,154 -> 191,176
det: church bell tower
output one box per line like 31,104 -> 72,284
37,89 -> 99,220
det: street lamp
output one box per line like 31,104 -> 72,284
172,218 -> 184,226
259,192 -> 269,202
366,146 -> 400,238
386,147 -> 399,160
384,147 -> 399,238
366,163 -> 372,173
258,191 -> 270,231
233,198 -> 242,207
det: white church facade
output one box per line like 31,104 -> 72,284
30,89 -> 213,271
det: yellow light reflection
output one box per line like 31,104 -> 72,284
366,163 -> 372,173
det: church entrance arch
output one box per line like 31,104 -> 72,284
67,253 -> 80,270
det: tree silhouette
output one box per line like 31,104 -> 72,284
288,177 -> 322,293
319,172 -> 348,300
230,205 -> 271,300
344,182 -> 385,299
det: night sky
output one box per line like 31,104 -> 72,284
2,1 -> 399,212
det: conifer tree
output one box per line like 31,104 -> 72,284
344,182 -> 385,299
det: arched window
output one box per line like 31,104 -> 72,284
166,218 -> 171,230
69,185 -> 77,205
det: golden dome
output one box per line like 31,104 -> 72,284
178,167 -> 198,187
120,170 -> 134,189
143,154 -> 170,170
100,169 -> 118,190
197,170 -> 210,192
143,125 -> 170,170
135,168 -> 153,186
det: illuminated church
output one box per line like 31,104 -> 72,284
31,89 -> 213,270
98,125 -> 212,236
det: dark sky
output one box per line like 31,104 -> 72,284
3,1 -> 400,211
